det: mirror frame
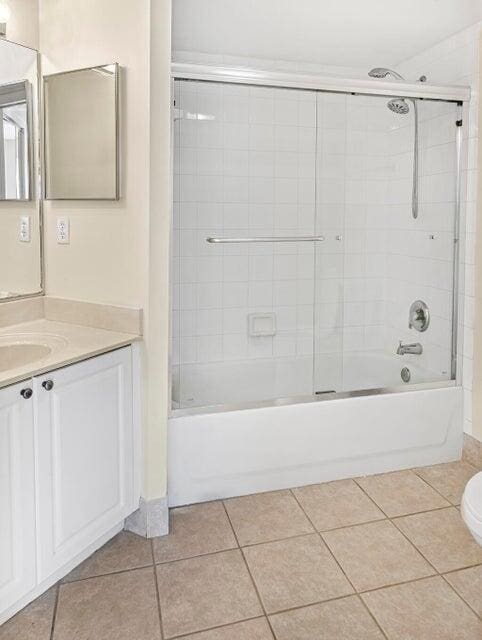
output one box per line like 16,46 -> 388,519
42,63 -> 120,201
0,39 -> 43,303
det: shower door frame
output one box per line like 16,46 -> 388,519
170,63 -> 470,416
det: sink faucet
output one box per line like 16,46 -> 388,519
397,341 -> 423,355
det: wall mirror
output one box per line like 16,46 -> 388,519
0,38 -> 41,300
43,63 -> 119,200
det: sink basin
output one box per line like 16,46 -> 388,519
0,344 -> 52,372
0,333 -> 68,372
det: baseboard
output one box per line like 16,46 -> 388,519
124,496 -> 169,538
463,433 -> 482,469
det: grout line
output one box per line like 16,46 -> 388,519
59,562 -> 155,585
440,571 -> 482,620
410,466 -> 462,505
151,539 -> 165,640
289,487 -> 390,640
354,478 -> 443,576
168,615 -> 271,640
48,582 -> 60,640
153,543 -> 239,566
221,500 -> 277,639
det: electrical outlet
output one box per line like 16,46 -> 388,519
19,216 -> 31,242
57,216 -> 70,244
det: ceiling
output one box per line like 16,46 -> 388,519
172,0 -> 482,68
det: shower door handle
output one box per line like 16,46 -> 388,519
206,236 -> 325,244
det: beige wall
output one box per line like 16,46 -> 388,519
39,0 -> 150,308
472,39 -> 482,442
5,0 -> 38,49
145,0 -> 171,501
38,0 -> 172,500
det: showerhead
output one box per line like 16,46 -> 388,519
368,67 -> 406,81
387,98 -> 410,115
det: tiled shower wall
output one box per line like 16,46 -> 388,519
172,24 -> 478,410
172,82 -> 458,407
383,99 -> 458,379
396,22 -> 481,435
172,81 -> 319,406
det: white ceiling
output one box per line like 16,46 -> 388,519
172,0 -> 482,68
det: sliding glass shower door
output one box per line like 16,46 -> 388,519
172,79 -> 327,408
314,92 -> 459,394
172,78 -> 460,410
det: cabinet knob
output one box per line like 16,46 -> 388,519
20,387 -> 33,399
42,380 -> 54,391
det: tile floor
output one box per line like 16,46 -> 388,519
2,461 -> 482,639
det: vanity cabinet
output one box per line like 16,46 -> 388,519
35,348 -> 135,580
0,346 -> 137,622
0,382 -> 36,613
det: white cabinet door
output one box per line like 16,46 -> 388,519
0,381 -> 36,611
35,347 -> 134,580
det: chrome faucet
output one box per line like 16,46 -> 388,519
397,341 -> 423,355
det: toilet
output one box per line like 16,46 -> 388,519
461,472 -> 482,546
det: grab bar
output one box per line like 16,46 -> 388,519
206,236 -> 325,244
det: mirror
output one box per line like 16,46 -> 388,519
0,39 -> 41,300
0,81 -> 32,200
43,63 -> 119,200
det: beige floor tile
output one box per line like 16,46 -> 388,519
394,507 -> 482,573
224,490 -> 313,546
0,586 -> 57,640
152,502 -> 237,563
243,533 -> 353,613
293,479 -> 385,531
157,549 -> 262,638
445,565 -> 482,616
322,520 -> 434,592
356,470 -> 450,517
414,461 -> 478,505
63,531 -> 153,582
362,576 -> 482,639
53,568 -> 160,640
181,618 -> 274,639
270,595 -> 385,640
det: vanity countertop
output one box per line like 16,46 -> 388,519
0,318 -> 140,389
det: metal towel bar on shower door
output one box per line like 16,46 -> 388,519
206,236 -> 325,243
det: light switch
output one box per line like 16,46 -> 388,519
56,216 -> 70,244
19,216 -> 31,242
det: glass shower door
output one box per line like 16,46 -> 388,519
313,91 -> 459,394
172,79 -> 319,409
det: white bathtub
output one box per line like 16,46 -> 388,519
168,382 -> 462,507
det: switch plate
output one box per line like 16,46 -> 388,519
19,216 -> 31,242
56,216 -> 70,244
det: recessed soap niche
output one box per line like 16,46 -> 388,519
248,312 -> 277,337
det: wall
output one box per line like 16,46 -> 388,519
39,0 -> 150,307
5,0 -> 38,49
38,0 -> 172,502
472,40 -> 482,442
172,81 -> 459,407
396,23 -> 481,440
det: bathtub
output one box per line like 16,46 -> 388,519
168,353 -> 461,507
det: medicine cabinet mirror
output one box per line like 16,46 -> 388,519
43,63 -> 119,200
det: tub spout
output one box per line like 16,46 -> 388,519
397,341 -> 423,355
